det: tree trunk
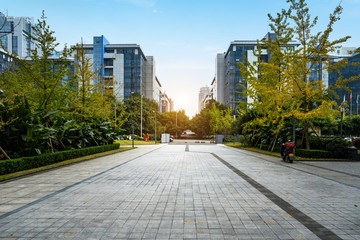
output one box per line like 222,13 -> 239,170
271,131 -> 279,152
304,121 -> 310,150
0,146 -> 11,160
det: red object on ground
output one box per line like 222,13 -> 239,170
147,134 -> 149,142
284,142 -> 296,149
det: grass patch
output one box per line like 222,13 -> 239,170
115,140 -> 157,145
225,143 -> 349,161
226,143 -> 281,157
0,147 -> 133,181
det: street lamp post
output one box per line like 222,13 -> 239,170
176,111 -> 178,139
132,125 -> 135,148
140,94 -> 143,137
340,108 -> 344,138
114,101 -> 117,126
131,92 -> 143,136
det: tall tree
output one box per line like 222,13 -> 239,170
238,0 -> 359,149
24,11 -> 72,112
122,93 -> 159,135
69,42 -> 115,121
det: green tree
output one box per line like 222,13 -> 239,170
191,101 -> 232,138
68,42 -> 116,122
122,93 -> 159,135
209,102 -> 233,135
21,11 -> 72,112
238,0 -> 359,149
157,110 -> 190,137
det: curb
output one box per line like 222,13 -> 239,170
224,144 -> 354,162
0,147 -> 135,183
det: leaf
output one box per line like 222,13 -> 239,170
35,148 -> 41,155
43,110 -> 62,118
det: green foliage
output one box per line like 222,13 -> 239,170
295,149 -> 333,159
191,101 -> 233,138
0,12 -> 127,159
257,144 -> 281,153
122,93 -> 159,135
223,137 -> 236,143
68,42 -> 120,123
0,99 -> 119,158
311,116 -> 338,136
342,116 -> 360,137
309,136 -> 351,158
0,144 -> 120,175
157,110 -> 190,137
236,0 -> 358,150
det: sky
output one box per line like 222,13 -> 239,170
1,0 -> 360,117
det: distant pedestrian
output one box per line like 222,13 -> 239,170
147,134 -> 149,142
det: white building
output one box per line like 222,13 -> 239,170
0,13 -> 37,58
198,86 -> 210,113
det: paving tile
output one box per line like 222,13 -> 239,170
0,144 -> 359,239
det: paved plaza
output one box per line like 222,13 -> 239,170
0,143 -> 359,239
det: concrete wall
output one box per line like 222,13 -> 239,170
216,53 -> 225,104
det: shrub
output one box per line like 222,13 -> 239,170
224,137 -> 236,143
257,144 -> 281,153
295,149 -> 333,159
0,143 -> 120,175
309,136 -> 351,158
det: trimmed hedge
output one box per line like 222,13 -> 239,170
309,136 -> 351,158
0,143 -> 120,175
257,144 -> 281,153
295,149 -> 333,159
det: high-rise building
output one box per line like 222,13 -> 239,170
0,13 -> 37,58
81,35 -> 162,104
215,33 -> 298,114
328,49 -> 360,114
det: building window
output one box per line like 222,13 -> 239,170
105,68 -> 113,76
104,58 -> 113,66
0,36 -> 8,50
12,36 -> 18,55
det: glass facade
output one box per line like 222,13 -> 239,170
87,36 -> 147,100
0,36 -> 8,49
93,36 -> 109,84
12,36 -> 18,55
329,53 -> 360,114
224,44 -> 255,113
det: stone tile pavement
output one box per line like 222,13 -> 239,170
0,144 -> 359,239
0,145 -> 164,216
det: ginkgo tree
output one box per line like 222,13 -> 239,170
238,0 -> 359,149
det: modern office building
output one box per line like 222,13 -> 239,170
159,92 -> 173,113
0,13 -> 37,58
0,48 -> 14,72
81,35 -> 163,104
198,86 -> 209,113
215,33 -> 298,114
328,48 -> 360,115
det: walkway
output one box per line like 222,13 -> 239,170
0,144 -> 359,239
